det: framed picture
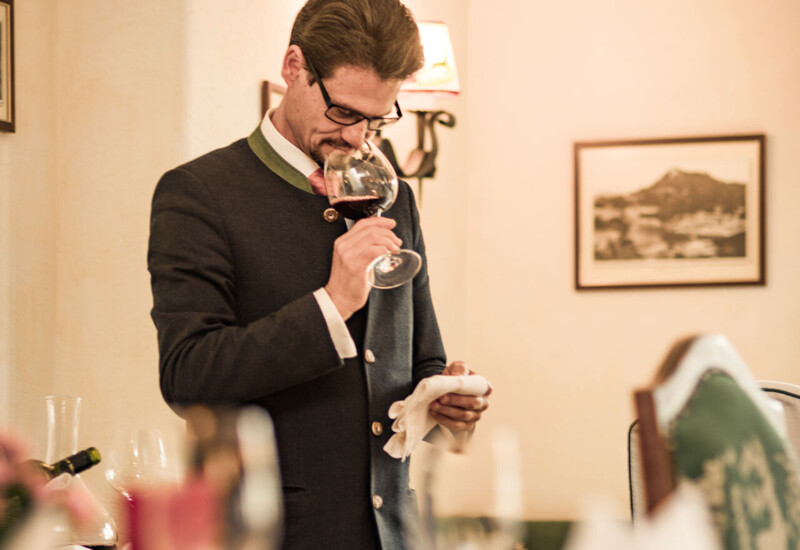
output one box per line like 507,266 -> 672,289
261,81 -> 285,117
0,0 -> 14,132
574,134 -> 765,290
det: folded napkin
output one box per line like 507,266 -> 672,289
384,374 -> 489,461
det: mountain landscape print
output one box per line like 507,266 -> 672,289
575,135 -> 764,289
593,168 -> 746,261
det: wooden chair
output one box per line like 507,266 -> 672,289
629,378 -> 800,522
758,380 -> 800,457
627,419 -> 646,521
631,334 -> 800,549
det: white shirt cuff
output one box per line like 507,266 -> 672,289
313,288 -> 357,359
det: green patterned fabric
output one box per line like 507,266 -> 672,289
667,370 -> 800,550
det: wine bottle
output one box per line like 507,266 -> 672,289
20,447 -> 102,480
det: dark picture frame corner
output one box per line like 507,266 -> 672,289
260,80 -> 286,118
0,0 -> 15,133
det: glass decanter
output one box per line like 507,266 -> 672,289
45,395 -> 119,549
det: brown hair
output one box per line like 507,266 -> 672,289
290,0 -> 424,82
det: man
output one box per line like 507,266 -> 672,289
148,1 -> 491,548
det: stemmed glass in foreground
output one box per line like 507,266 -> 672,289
412,426 -> 525,550
324,140 -> 422,289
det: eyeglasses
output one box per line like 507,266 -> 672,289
307,62 -> 403,131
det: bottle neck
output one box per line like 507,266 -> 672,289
45,395 -> 82,464
51,447 -> 101,476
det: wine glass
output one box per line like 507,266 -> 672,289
412,427 -> 525,550
183,406 -> 284,550
105,428 -> 183,501
324,139 -> 422,289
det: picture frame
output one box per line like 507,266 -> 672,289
260,81 -> 286,117
0,0 -> 14,132
574,134 -> 766,290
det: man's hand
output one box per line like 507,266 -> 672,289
429,361 -> 492,434
325,217 -> 402,320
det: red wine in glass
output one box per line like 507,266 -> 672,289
324,141 -> 422,289
330,195 -> 386,220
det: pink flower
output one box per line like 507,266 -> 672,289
1,429 -> 96,540
0,431 -> 29,485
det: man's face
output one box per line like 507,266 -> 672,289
286,64 -> 403,166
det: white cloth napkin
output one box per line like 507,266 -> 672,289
383,374 -> 489,461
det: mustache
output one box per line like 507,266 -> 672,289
321,139 -> 353,151
312,140 -> 359,167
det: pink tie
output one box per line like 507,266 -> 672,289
308,169 -> 327,196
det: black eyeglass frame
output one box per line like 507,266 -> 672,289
306,62 -> 403,131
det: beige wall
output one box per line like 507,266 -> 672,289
49,0 -> 192,519
401,0 -> 470,363
1,0 -> 799,529
0,0 -> 58,446
1,0 -> 193,524
462,0 -> 800,519
183,0 -> 304,157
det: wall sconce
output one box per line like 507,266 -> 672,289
375,21 -> 459,200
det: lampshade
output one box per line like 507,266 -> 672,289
402,21 -> 460,94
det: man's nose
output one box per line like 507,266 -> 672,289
341,120 -> 374,150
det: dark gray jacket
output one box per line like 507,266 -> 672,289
148,130 -> 446,550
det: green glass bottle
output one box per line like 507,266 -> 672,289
22,447 -> 102,480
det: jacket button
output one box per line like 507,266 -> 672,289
372,495 -> 383,509
371,422 -> 383,436
364,349 -> 376,363
323,208 -> 339,223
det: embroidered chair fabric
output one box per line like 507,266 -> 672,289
632,334 -> 800,549
630,379 -> 800,522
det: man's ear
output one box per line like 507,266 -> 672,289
282,45 -> 307,87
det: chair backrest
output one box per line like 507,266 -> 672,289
758,380 -> 800,457
629,379 -> 800,523
631,334 -> 800,548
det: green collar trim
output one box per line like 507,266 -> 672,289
247,126 -> 314,194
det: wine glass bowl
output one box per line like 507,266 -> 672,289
105,429 -> 182,501
325,141 -> 397,218
324,140 -> 422,289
